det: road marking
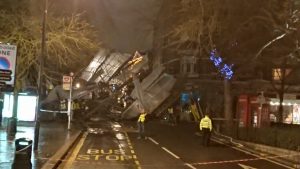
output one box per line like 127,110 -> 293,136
213,132 -> 244,147
212,138 -> 294,169
125,132 -> 142,169
63,132 -> 88,169
238,163 -> 257,169
148,137 -> 159,145
162,147 -> 180,159
185,163 -> 197,169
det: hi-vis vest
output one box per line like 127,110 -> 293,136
168,107 -> 173,114
200,116 -> 212,131
138,113 -> 146,123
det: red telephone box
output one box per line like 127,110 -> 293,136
249,96 -> 259,127
237,95 -> 250,127
237,95 -> 270,128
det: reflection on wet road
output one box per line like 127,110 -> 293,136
58,120 -> 294,169
61,121 -> 141,169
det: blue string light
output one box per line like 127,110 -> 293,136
209,49 -> 234,79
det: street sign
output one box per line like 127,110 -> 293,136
0,81 -> 6,86
0,44 -> 17,87
257,95 -> 266,104
0,76 -> 11,81
0,69 -> 12,75
63,75 -> 72,90
0,69 -> 12,84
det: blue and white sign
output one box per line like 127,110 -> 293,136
0,44 -> 17,86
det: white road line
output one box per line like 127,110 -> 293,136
213,132 -> 244,147
185,163 -> 197,169
162,147 -> 180,159
148,137 -> 159,145
148,137 -> 196,168
212,138 -> 294,169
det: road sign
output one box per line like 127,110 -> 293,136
257,95 -> 266,104
0,44 -> 17,87
0,69 -> 12,84
0,81 -> 6,86
63,75 -> 72,90
0,69 -> 12,75
0,76 -> 11,81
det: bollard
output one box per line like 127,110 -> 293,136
12,138 -> 32,169
6,117 -> 17,136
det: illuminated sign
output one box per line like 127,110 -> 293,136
0,44 -> 17,87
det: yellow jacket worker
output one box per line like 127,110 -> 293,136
138,112 -> 146,123
137,111 -> 147,139
199,115 -> 212,146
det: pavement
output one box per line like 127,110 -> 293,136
0,118 -> 82,169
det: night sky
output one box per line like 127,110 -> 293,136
55,0 -> 163,53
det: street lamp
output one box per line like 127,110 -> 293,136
34,0 -> 47,151
67,72 -> 74,130
67,71 -> 82,130
75,82 -> 81,89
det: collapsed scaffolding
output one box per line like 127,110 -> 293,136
42,48 -> 177,119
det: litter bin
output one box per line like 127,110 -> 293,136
12,138 -> 32,169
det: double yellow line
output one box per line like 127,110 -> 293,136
63,132 -> 88,168
124,132 -> 142,169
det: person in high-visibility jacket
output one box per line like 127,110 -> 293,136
199,114 -> 212,146
137,110 -> 147,139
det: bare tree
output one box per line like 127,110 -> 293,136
155,0 -> 300,132
0,1 -> 100,91
253,0 -> 300,122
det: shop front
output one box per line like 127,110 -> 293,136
269,98 -> 300,125
237,95 -> 300,126
3,93 -> 37,121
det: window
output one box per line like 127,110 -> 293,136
186,63 -> 191,73
272,68 -> 291,80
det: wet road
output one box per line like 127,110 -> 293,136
58,119 -> 293,169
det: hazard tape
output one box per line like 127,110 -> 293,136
190,153 -> 300,166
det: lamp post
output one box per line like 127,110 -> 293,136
34,0 -> 47,151
67,72 -> 74,130
67,71 -> 82,130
